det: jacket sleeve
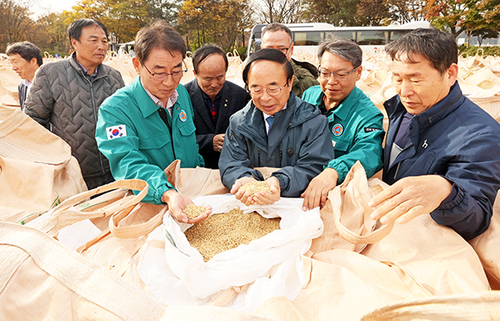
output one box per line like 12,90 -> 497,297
196,133 -> 216,153
431,131 -> 500,240
328,109 -> 385,183
24,65 -> 55,128
219,121 -> 265,189
292,70 -> 319,98
96,102 -> 174,205
272,115 -> 335,197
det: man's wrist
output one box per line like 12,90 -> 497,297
162,189 -> 178,204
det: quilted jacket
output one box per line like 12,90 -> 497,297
24,53 -> 125,188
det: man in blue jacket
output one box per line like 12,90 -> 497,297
369,28 -> 500,240
219,49 -> 334,206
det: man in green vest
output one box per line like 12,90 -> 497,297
96,21 -> 210,224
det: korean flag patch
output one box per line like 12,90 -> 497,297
107,125 -> 127,140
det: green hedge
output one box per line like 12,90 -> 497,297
458,45 -> 500,57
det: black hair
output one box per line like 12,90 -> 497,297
242,48 -> 294,85
135,20 -> 187,63
68,19 -> 108,48
6,41 -> 43,67
385,28 -> 458,75
192,44 -> 228,73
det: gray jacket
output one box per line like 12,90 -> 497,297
24,53 -> 125,188
219,93 -> 335,197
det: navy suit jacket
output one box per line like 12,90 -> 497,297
18,82 -> 28,111
184,79 -> 249,168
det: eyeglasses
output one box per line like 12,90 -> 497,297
143,61 -> 188,81
318,66 -> 359,81
261,44 -> 292,55
248,83 -> 289,98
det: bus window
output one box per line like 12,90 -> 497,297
390,30 -> 409,42
325,31 -> 355,42
357,30 -> 387,45
293,32 -> 323,46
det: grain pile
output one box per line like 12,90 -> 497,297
184,208 -> 281,262
239,181 -> 271,196
184,204 -> 207,219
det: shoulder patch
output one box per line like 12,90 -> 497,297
107,125 -> 127,139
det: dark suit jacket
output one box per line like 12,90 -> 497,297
185,79 -> 249,169
18,82 -> 28,111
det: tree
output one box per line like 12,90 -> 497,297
255,0 -> 305,23
356,0 -> 390,26
302,0 -> 359,26
37,12 -> 72,54
386,0 -> 428,24
479,0 -> 500,30
146,0 -> 183,26
179,0 -> 253,52
0,0 -> 35,51
426,0 -> 499,42
426,0 -> 469,38
67,0 -> 149,43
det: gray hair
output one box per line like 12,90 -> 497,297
317,37 -> 362,68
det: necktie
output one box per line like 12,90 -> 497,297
210,100 -> 217,127
266,116 -> 274,129
158,107 -> 172,135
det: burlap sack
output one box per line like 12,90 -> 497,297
0,107 -> 87,224
104,53 -> 136,85
0,64 -> 21,107
0,221 -> 271,321
252,163 -> 489,321
469,190 -> 500,290
309,162 -> 388,253
361,291 -> 500,321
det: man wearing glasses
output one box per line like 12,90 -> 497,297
96,21 -> 211,224
301,38 -> 384,211
219,49 -> 334,206
260,23 -> 319,98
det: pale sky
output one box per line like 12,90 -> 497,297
25,0 -> 79,18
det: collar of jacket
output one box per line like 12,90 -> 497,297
69,51 -> 107,80
238,93 -> 320,151
130,76 -> 178,118
384,81 -> 465,131
320,86 -> 363,121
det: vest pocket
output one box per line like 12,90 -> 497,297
178,121 -> 196,136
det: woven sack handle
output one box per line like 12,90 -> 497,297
35,179 -> 148,237
109,205 -> 168,239
361,291 -> 500,321
333,184 -> 395,244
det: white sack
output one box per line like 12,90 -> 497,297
137,194 -> 323,312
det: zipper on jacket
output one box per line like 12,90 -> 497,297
393,162 -> 401,180
258,148 -> 261,167
279,150 -> 282,164
85,75 -> 107,176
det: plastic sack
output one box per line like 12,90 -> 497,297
137,194 -> 323,313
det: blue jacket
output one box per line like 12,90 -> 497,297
219,93 -> 335,197
383,82 -> 500,240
